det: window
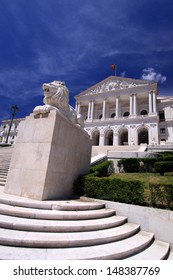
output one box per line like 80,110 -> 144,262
140,110 -> 147,115
159,111 -> 165,121
123,112 -> 129,117
111,113 -> 115,118
160,128 -> 165,134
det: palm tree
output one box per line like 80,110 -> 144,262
5,105 -> 19,143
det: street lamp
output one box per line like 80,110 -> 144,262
5,105 -> 19,144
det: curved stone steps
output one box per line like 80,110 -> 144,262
0,213 -> 127,232
125,240 -> 170,260
0,188 -> 171,260
0,231 -> 154,260
0,203 -> 115,220
0,223 -> 140,248
0,196 -> 105,211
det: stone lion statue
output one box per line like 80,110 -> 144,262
33,81 -> 84,128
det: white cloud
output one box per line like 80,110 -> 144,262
120,72 -> 126,77
141,68 -> 167,83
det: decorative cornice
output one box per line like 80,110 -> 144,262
75,76 -> 157,100
88,79 -> 147,95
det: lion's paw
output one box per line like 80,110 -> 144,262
33,105 -> 51,115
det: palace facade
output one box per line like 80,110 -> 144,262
0,118 -> 25,144
74,76 -> 173,150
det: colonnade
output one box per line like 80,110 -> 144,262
75,90 -> 157,120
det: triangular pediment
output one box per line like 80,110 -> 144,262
76,76 -> 155,98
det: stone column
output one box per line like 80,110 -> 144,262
115,97 -> 119,118
153,91 -> 156,113
99,133 -> 105,146
90,100 -> 94,120
77,102 -> 81,114
102,99 -> 106,119
75,102 -> 78,111
133,94 -> 137,115
149,91 -> 153,114
87,101 -> 91,119
113,132 -> 118,146
130,95 -> 133,115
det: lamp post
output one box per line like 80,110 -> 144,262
5,105 -> 19,144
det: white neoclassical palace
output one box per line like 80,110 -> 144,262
74,76 -> 173,153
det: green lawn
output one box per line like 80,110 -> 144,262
110,172 -> 173,187
110,172 -> 173,207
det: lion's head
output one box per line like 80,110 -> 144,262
43,81 -> 69,111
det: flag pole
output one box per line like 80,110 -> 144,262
114,65 -> 117,76
115,67 -> 117,76
110,64 -> 117,76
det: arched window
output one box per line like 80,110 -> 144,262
104,130 -> 113,146
138,128 -> 149,145
92,130 -> 100,146
123,112 -> 129,117
118,128 -> 128,145
140,110 -> 147,115
111,113 -> 115,118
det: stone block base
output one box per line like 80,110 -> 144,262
4,110 -> 91,200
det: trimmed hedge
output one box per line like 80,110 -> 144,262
84,177 -> 145,205
118,155 -> 173,174
118,158 -> 139,173
74,174 -> 145,205
149,183 -> 173,209
154,161 -> 173,175
74,159 -> 173,209
90,160 -> 114,177
73,160 -> 113,196
0,143 -> 12,147
118,158 -> 158,173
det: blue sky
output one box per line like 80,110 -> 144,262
0,0 -> 173,120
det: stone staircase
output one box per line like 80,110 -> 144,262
0,189 -> 172,260
0,146 -> 13,187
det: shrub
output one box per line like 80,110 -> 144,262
142,158 -> 157,172
90,160 -> 114,177
73,160 -> 114,196
0,143 -> 11,147
157,155 -> 173,161
77,176 -> 145,205
149,183 -> 173,209
118,156 -> 173,173
154,161 -> 173,175
73,175 -> 86,196
118,158 -> 139,173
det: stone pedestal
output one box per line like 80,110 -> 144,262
4,110 -> 91,200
